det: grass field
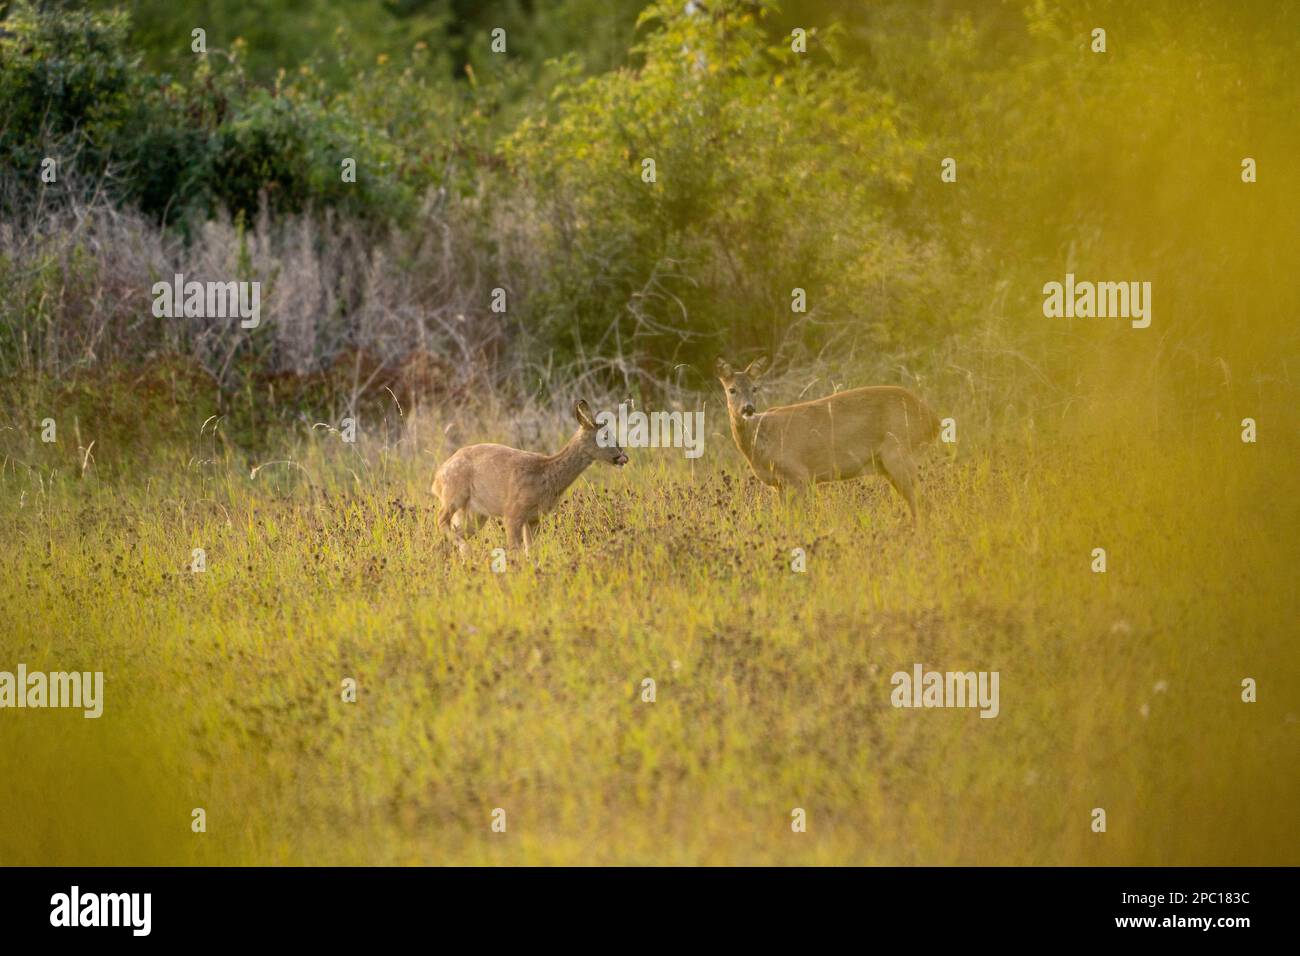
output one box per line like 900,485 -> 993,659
1,376 -> 1296,866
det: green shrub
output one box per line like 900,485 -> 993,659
0,2 -> 136,199
500,1 -> 947,374
0,2 -> 430,226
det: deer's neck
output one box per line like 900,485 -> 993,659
541,429 -> 595,499
728,406 -> 760,463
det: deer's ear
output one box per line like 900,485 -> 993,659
744,356 -> 769,378
574,399 -> 597,430
714,357 -> 734,380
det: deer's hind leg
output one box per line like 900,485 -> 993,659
449,510 -> 488,556
434,475 -> 476,555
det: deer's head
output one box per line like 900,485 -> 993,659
575,399 -> 628,466
715,356 -> 768,419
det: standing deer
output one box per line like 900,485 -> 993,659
432,400 -> 628,555
714,357 -> 939,522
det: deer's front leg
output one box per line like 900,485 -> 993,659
521,520 -> 540,556
504,513 -> 524,551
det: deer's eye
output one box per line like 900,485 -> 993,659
728,387 -> 736,395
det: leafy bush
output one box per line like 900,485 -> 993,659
0,2 -> 434,225
2,0 -> 1295,415
501,1 -> 950,374
0,2 -> 136,199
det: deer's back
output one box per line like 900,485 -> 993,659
433,442 -> 544,514
763,386 -> 938,451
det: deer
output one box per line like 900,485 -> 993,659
714,357 -> 939,523
432,400 -> 628,555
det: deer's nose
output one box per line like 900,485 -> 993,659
741,403 -> 756,417
614,452 -> 629,466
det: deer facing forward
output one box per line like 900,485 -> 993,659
433,400 -> 628,554
715,357 -> 939,522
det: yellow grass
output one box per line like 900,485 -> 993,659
1,393 -> 1295,865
